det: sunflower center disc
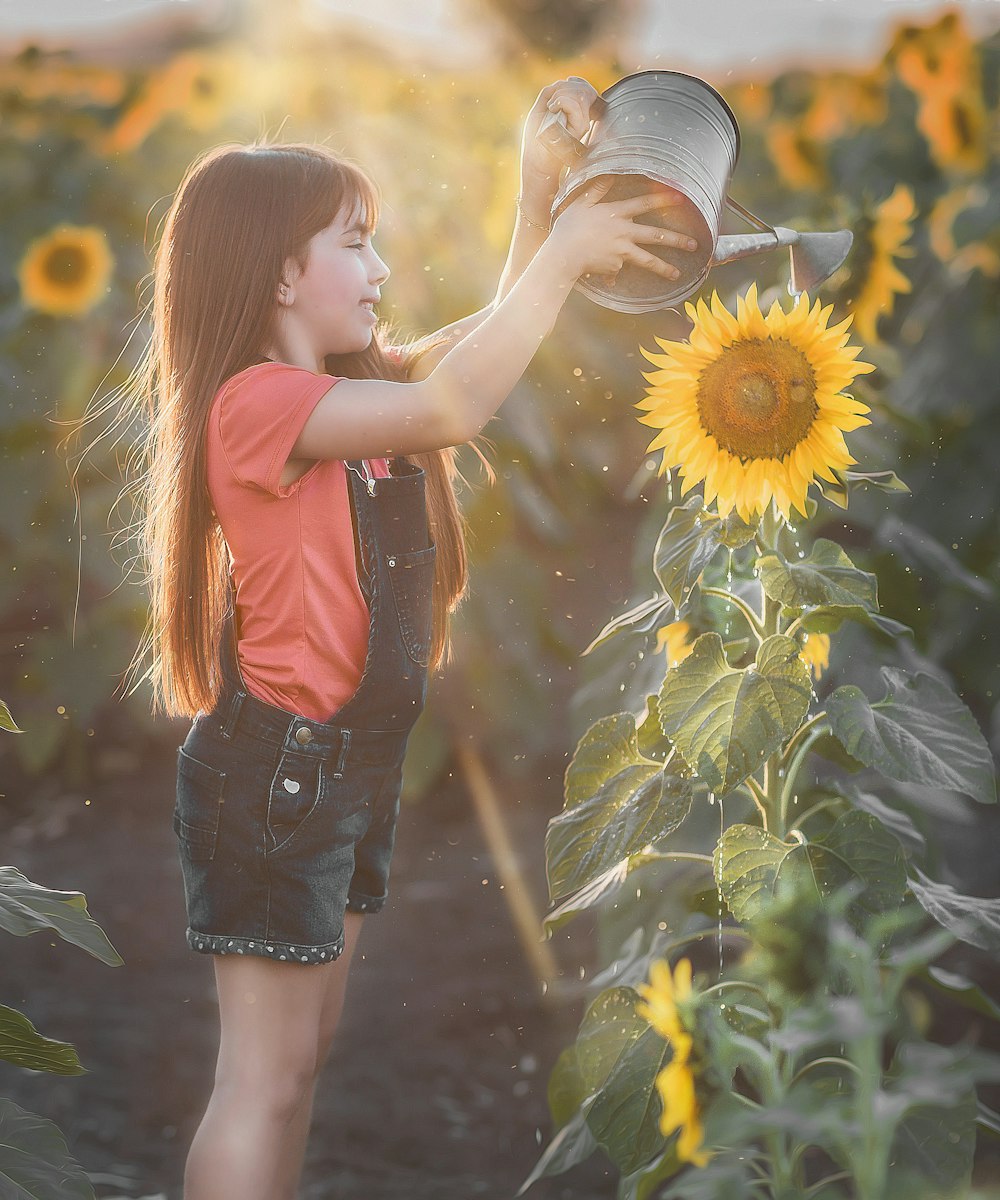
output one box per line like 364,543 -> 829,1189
44,246 -> 87,286
696,337 -> 818,460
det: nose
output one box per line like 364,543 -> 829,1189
371,249 -> 390,287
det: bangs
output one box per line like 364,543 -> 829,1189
340,163 -> 381,234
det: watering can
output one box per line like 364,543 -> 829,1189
539,70 -> 853,313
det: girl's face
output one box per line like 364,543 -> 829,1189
282,199 -> 390,363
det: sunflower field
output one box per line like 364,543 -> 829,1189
2,3 -> 1000,1194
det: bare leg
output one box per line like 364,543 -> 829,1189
182,945 -> 340,1200
272,912 -> 366,1200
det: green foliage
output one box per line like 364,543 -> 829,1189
1,699 -> 121,1200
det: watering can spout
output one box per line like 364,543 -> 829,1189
714,226 -> 854,296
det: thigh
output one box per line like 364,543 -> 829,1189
317,911 -> 365,1058
212,954 -> 336,1091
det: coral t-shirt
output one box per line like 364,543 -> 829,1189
206,361 -> 390,721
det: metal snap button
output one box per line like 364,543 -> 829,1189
388,556 -> 396,567
294,726 -> 313,745
283,778 -> 300,793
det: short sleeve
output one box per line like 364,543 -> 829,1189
216,363 -> 342,497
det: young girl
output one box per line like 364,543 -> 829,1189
125,77 -> 695,1199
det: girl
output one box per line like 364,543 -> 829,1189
123,77 -> 695,1199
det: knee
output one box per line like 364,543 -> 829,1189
215,1055 -> 319,1123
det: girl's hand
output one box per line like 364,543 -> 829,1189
543,175 -> 698,284
518,76 -> 601,210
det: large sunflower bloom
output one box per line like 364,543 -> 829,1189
18,225 -> 114,317
635,957 -> 712,1167
636,283 -> 875,525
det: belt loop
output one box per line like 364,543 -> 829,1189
333,729 -> 351,779
220,690 -> 246,741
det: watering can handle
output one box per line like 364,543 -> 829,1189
725,195 -> 775,235
537,94 -> 609,168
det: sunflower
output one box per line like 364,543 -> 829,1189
929,184 -> 1000,279
635,957 -> 712,1167
636,283 -> 875,525
656,620 -> 695,668
798,631 -> 830,680
765,119 -> 827,192
849,185 -> 916,345
802,69 -> 887,143
18,224 -> 114,317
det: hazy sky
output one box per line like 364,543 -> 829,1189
2,0 -> 999,69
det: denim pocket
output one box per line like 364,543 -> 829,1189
174,747 -> 226,862
386,544 -> 436,665
266,751 -> 325,854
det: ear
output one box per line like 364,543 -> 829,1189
276,279 -> 294,307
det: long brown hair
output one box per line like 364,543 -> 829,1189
77,141 -> 474,720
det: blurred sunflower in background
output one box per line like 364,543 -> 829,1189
848,184 -> 916,344
636,283 -> 875,525
797,631 -> 830,680
656,620 -> 695,668
635,956 -> 712,1168
18,224 -> 114,317
928,183 -> 1000,279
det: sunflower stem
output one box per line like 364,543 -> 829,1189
701,586 -> 766,642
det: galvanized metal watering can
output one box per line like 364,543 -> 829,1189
540,70 -> 853,313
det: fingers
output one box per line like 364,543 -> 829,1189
631,222 -> 700,253
622,245 -> 685,281
615,188 -> 687,217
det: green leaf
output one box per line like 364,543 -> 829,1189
542,850 -> 672,938
887,1079 -> 978,1191
653,495 -> 756,614
841,468 -> 911,494
0,1097 -> 97,1200
0,1006 -> 84,1075
0,698 -> 22,733
576,987 -> 674,1174
617,1143 -> 683,1200
907,867 -> 1000,955
547,1043 -> 588,1129
0,867 -> 124,967
919,965 -> 1000,1023
658,633 -> 812,795
546,713 -> 692,901
716,810 -> 907,925
583,595 -> 674,655
796,605 -> 913,640
825,668 -> 998,805
758,538 -> 879,611
515,1106 -> 599,1196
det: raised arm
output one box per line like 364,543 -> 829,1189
290,177 -> 695,462
407,78 -> 600,382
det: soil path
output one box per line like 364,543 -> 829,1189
3,738 -> 614,1200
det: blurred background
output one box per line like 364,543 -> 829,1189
2,1 -> 1000,1195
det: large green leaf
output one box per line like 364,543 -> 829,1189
0,868 -> 123,967
547,1043 -> 588,1129
515,1106 -> 599,1197
796,605 -> 913,640
825,668 -> 997,805
576,986 -> 673,1174
907,868 -> 1000,955
652,495 -> 757,613
758,538 -> 879,612
0,698 -> 21,733
583,595 -> 674,656
545,713 -> 692,901
0,1007 -> 83,1075
657,634 -> 812,795
716,810 -> 907,925
542,850 -> 673,938
0,1098 -> 96,1200
918,964 -> 1000,1022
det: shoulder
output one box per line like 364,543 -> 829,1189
216,361 -> 338,406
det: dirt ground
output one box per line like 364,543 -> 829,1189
2,735 -> 620,1200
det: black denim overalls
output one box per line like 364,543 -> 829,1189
173,456 -> 435,965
